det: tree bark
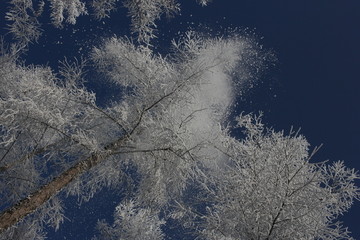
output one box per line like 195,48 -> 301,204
0,151 -> 109,233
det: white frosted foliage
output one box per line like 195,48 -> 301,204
95,200 -> 164,240
1,2 -> 359,238
200,114 -> 360,240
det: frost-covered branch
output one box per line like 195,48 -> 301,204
4,0 -> 212,45
94,200 -> 164,240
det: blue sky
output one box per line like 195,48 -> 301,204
1,0 -> 359,239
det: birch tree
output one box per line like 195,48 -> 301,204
0,30 -> 254,238
1,1 -> 359,239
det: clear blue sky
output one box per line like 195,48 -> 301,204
1,0 -> 359,239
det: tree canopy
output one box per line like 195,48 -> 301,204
0,1 -> 359,239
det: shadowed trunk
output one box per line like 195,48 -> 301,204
0,151 -> 110,233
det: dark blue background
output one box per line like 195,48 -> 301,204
1,0 -> 359,239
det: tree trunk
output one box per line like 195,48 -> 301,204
0,150 -> 110,233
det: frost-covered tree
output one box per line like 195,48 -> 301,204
5,0 -> 211,44
1,1 -> 359,239
192,114 -> 360,240
0,29 -> 258,238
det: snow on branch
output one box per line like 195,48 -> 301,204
4,0 -> 211,45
